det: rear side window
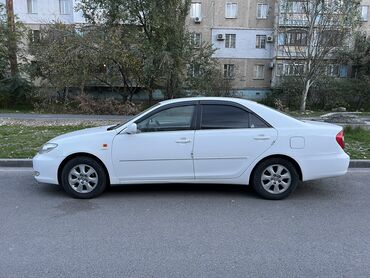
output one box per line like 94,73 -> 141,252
201,105 -> 249,129
200,104 -> 270,129
250,113 -> 269,128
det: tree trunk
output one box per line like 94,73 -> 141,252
6,0 -> 18,77
300,80 -> 311,113
148,89 -> 153,105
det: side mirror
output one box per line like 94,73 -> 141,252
123,123 -> 138,134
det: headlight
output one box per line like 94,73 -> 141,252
39,143 -> 58,154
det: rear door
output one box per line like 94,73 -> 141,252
193,101 -> 277,180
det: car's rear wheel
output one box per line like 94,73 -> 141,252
61,156 -> 107,199
251,158 -> 299,200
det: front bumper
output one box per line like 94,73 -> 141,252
33,153 -> 64,184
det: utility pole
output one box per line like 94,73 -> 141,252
6,0 -> 19,77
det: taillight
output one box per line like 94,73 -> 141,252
336,130 -> 345,149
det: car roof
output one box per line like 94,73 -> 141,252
159,97 -> 255,106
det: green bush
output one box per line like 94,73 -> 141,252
0,76 -> 35,110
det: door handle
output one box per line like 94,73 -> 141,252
176,138 -> 191,144
253,135 -> 271,140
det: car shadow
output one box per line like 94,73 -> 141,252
36,180 -> 333,201
105,183 -> 256,197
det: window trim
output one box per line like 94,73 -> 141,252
197,100 -> 272,130
130,100 -> 272,133
134,101 -> 198,133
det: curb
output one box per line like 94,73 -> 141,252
349,160 -> 370,168
0,159 -> 33,167
0,159 -> 370,168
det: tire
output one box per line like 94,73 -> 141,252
61,156 -> 108,199
251,158 -> 299,200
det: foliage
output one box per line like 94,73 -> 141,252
0,125 -> 93,158
0,3 -> 32,109
277,0 -> 361,112
344,126 -> 370,159
77,0 -> 223,99
265,77 -> 370,111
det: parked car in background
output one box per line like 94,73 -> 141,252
33,97 -> 349,199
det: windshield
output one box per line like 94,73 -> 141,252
107,103 -> 161,130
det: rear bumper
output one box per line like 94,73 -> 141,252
33,154 -> 64,184
299,152 -> 350,181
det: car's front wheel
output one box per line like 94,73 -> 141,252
61,156 -> 107,199
251,158 -> 299,200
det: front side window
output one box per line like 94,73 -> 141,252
136,105 -> 195,132
256,35 -> 267,49
225,34 -> 236,48
257,4 -> 268,19
190,3 -> 202,18
225,3 -> 238,18
201,105 -> 250,129
27,0 -> 37,14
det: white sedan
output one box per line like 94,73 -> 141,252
33,97 -> 349,200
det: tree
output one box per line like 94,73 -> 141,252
277,0 -> 360,112
338,33 -> 370,110
0,3 -> 31,109
78,0 -> 221,101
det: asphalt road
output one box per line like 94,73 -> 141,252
1,168 -> 370,278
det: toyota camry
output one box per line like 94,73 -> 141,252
33,97 -> 349,199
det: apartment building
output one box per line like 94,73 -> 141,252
2,0 -> 370,100
186,0 -> 276,100
0,0 -> 83,42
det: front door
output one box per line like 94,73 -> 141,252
112,104 -> 196,182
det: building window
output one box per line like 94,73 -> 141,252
339,65 -> 349,78
224,64 -> 236,79
28,29 -> 40,44
225,3 -> 238,18
257,4 -> 268,19
326,64 -> 339,77
286,1 -> 304,13
27,0 -> 37,14
254,65 -> 265,79
225,34 -> 236,48
286,64 -> 304,76
256,35 -> 266,49
59,0 -> 71,15
284,31 -> 307,46
361,6 -> 369,21
276,63 -> 284,76
191,32 -> 202,47
190,3 -> 201,18
188,64 -> 201,77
